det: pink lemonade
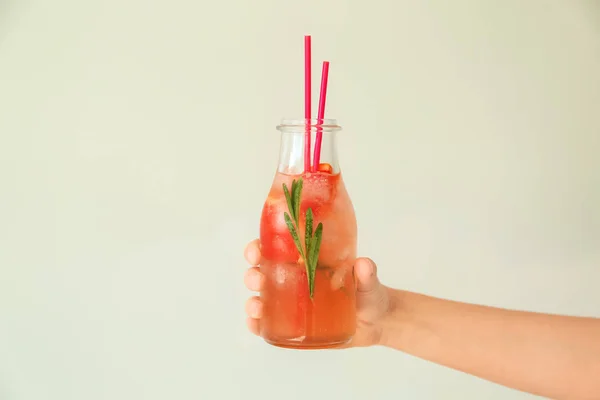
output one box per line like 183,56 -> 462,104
259,168 -> 357,349
259,34 -> 354,349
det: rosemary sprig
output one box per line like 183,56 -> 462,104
282,178 -> 323,298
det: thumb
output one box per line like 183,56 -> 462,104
354,258 -> 381,294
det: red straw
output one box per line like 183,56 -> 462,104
313,61 -> 329,170
304,35 -> 312,172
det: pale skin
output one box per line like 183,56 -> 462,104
244,239 -> 600,400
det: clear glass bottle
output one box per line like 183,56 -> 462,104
259,118 -> 357,349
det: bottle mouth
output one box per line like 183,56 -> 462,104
277,118 -> 342,132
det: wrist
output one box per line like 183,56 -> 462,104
377,287 -> 408,348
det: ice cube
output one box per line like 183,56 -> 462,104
266,197 -> 289,233
330,265 -> 351,291
274,263 -> 287,285
303,173 -> 334,202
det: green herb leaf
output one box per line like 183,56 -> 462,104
305,208 -> 313,260
290,180 -> 297,221
283,183 -> 294,222
284,212 -> 305,260
307,222 -> 323,297
292,179 -> 303,226
281,177 -> 324,299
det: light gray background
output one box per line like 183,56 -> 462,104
1,0 -> 599,399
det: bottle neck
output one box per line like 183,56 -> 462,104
276,119 -> 341,175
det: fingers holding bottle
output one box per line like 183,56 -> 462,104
245,295 -> 264,336
244,239 -> 264,336
244,267 -> 264,292
244,239 -> 261,266
244,239 -> 264,292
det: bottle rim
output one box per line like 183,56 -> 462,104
277,118 -> 342,132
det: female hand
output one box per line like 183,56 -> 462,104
243,239 -> 394,348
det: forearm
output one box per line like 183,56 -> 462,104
380,289 -> 600,399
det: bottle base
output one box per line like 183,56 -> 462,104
264,336 -> 352,350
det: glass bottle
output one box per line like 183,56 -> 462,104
259,118 -> 357,349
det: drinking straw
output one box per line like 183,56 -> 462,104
313,61 -> 329,170
304,35 -> 312,172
